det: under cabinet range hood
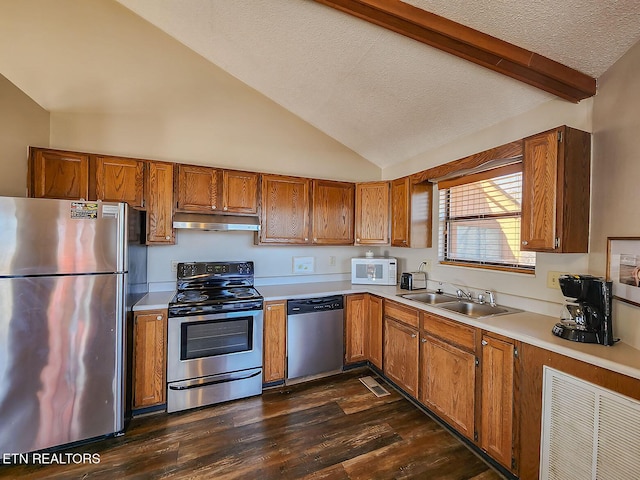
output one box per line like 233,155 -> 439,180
173,213 -> 260,231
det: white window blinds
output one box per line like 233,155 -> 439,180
438,163 -> 535,271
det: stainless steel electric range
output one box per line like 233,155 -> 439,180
167,261 -> 263,413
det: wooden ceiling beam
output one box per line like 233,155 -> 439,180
313,0 -> 596,102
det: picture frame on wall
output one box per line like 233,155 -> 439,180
606,236 -> 640,307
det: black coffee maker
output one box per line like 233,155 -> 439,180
553,274 -> 615,346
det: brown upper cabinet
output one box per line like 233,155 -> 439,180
175,164 -> 220,213
355,181 -> 390,245
92,155 -> 145,208
311,179 -> 355,245
222,170 -> 259,214
28,148 -> 89,200
175,165 -> 259,215
521,126 -> 591,253
146,161 -> 175,244
260,174 -> 311,244
391,176 -> 433,248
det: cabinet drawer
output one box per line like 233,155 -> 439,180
384,300 -> 419,328
422,313 -> 476,352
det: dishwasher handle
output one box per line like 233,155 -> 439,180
287,295 -> 344,315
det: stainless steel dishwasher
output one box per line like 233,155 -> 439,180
287,295 -> 344,382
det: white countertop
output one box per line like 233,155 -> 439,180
133,280 -> 640,381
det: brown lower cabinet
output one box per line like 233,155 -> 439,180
384,315 -> 419,398
345,294 -> 368,364
420,335 -> 476,441
132,309 -> 167,409
480,332 -> 515,470
263,300 -> 287,383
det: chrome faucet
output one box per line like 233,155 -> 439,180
484,290 -> 497,307
456,289 -> 473,301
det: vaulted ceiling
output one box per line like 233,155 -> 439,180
3,0 -> 640,169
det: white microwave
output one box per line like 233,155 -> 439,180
351,257 -> 397,285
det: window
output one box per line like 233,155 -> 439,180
438,163 -> 535,272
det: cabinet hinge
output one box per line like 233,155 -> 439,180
554,237 -> 560,249
512,457 -> 517,470
475,357 -> 479,367
514,347 -> 519,358
474,431 -> 478,441
558,131 -> 563,143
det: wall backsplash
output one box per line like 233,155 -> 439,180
146,230 -> 381,286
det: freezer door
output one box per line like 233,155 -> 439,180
0,273 -> 125,455
0,196 -> 126,276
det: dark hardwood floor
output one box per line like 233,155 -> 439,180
1,370 -> 503,479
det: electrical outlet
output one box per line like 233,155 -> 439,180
329,256 -> 336,266
422,260 -> 432,272
171,260 -> 179,272
547,271 -> 565,289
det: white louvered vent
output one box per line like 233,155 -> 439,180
540,367 -> 640,480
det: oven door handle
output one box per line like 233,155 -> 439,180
168,370 -> 262,391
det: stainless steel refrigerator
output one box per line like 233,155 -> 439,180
0,196 -> 146,456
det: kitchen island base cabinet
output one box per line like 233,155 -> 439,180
132,309 -> 167,409
263,301 -> 287,384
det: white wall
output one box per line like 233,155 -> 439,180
590,39 -> 640,349
147,230 -> 378,287
0,74 -> 49,197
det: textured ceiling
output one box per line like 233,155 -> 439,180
3,1 -> 640,169
116,0 -> 640,167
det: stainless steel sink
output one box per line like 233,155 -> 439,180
398,291 -> 457,304
435,301 -> 521,319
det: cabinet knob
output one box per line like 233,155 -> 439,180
165,236 -> 170,240
356,238 -> 360,242
522,240 -> 528,246
223,206 -> 228,211
304,238 -> 308,241
481,340 -> 488,346
156,315 -> 162,321
267,306 -> 271,311
403,240 -> 407,244
313,238 -> 317,242
212,205 -> 216,210
411,333 -> 417,338
421,338 -> 427,343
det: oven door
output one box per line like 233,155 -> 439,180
167,309 -> 263,384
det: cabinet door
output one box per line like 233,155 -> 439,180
355,181 -> 390,245
384,317 -> 419,397
367,295 -> 383,369
480,334 -> 514,469
133,310 -> 167,408
260,174 -> 310,244
146,161 -> 174,244
176,164 -> 220,212
420,335 -> 476,440
263,301 -> 287,383
391,177 -> 410,247
94,156 -> 145,208
521,130 -> 559,251
29,148 -> 89,200
222,170 -> 259,214
345,294 -> 367,364
311,179 -> 355,245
